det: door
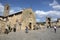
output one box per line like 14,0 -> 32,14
29,23 -> 32,30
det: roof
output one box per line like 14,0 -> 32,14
0,11 -> 22,19
8,11 -> 22,17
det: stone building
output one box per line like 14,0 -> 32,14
46,17 -> 60,28
46,17 -> 51,28
57,18 -> 60,27
4,4 -> 10,16
0,18 -> 6,33
46,17 -> 57,28
0,4 -> 36,33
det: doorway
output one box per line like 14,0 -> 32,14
29,23 -> 32,30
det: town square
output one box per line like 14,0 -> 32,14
0,0 -> 60,40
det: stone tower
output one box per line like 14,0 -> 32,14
4,4 -> 9,16
46,17 -> 51,28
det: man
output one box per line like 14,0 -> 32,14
54,25 -> 57,33
5,25 -> 9,34
25,26 -> 28,33
13,24 -> 16,32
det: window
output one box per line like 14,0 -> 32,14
48,18 -> 51,21
48,22 -> 50,24
30,12 -> 32,15
6,6 -> 9,10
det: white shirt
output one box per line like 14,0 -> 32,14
5,26 -> 8,29
54,26 -> 56,29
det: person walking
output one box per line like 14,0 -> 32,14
54,25 -> 57,33
5,25 -> 9,34
25,26 -> 28,33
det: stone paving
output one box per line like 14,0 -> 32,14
0,28 -> 60,40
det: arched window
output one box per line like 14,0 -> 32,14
48,18 -> 51,21
6,6 -> 9,10
30,12 -> 32,15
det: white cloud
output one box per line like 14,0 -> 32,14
46,11 -> 60,16
35,10 -> 47,15
9,7 -> 23,14
49,0 -> 58,6
49,0 -> 60,10
35,10 -> 60,22
35,10 -> 60,17
35,10 -> 47,17
51,18 -> 57,22
52,5 -> 60,9
10,9 -> 15,14
0,3 -> 23,15
0,3 -> 4,15
36,19 -> 41,22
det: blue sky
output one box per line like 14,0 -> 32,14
0,0 -> 60,22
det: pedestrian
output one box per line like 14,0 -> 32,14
8,25 -> 11,32
13,27 -> 16,32
33,25 -> 35,30
54,25 -> 57,33
13,24 -> 16,32
5,25 -> 9,34
25,26 -> 28,33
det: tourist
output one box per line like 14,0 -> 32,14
8,25 -> 11,32
33,25 -> 35,30
54,25 -> 57,33
25,26 -> 28,33
5,25 -> 9,34
13,27 -> 16,32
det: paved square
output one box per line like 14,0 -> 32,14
0,28 -> 60,40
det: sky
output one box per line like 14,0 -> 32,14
0,0 -> 60,22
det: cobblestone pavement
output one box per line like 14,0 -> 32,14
0,28 -> 60,40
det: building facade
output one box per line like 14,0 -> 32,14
0,4 -> 36,33
46,17 -> 51,28
46,17 -> 60,28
